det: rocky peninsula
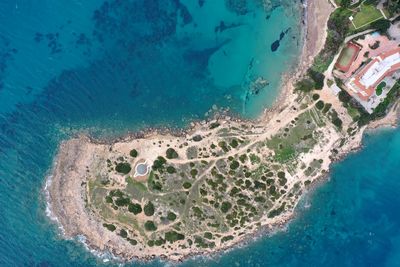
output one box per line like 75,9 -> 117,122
45,0 -> 400,263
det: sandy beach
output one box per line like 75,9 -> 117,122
265,0 -> 334,119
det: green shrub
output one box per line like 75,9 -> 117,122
279,177 -> 288,186
105,196 -> 113,203
295,78 -> 314,92
149,180 -> 162,191
144,201 -> 155,216
166,148 -> 179,159
332,117 -> 343,128
239,154 -> 247,163
338,90 -> 351,103
193,135 -> 202,142
312,94 -> 320,101
129,149 -> 138,157
183,182 -> 192,189
230,160 -> 239,170
165,231 -> 185,243
154,239 -> 165,246
204,232 -> 213,239
103,223 -> 116,231
254,180 -> 266,190
315,100 -> 325,110
387,1 -> 400,16
277,171 -> 285,179
267,203 -> 286,218
221,235 -> 234,243
230,139 -> 239,148
190,169 -> 198,177
218,141 -> 229,152
119,229 -> 128,238
152,156 -> 166,170
167,212 -> 177,221
210,122 -> 220,129
114,196 -> 130,207
109,189 -> 123,198
128,238 -> 137,245
115,162 -> 131,174
144,221 -> 157,231
322,103 -> 332,113
166,166 -> 176,174
308,69 -> 325,89
220,202 -> 232,213
339,0 -> 351,8
128,203 -> 142,214
255,196 -> 266,202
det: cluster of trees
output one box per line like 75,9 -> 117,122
386,0 -> 400,16
371,19 -> 391,33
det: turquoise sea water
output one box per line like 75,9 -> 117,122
1,1 -> 400,266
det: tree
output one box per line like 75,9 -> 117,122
103,223 -> 116,231
308,69 -> 325,89
338,90 -> 351,103
295,78 -> 315,92
144,221 -> 157,231
144,201 -> 155,216
119,229 -> 128,238
128,203 -> 142,214
152,156 -> 166,170
115,162 -> 131,174
387,0 -> 400,15
166,166 -> 176,174
167,212 -> 177,221
129,149 -> 138,157
230,160 -> 239,170
166,148 -> 179,159
221,202 -> 232,213
183,182 -> 192,189
315,100 -> 325,110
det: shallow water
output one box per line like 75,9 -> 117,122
1,0 -> 400,266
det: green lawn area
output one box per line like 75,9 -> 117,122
351,4 -> 383,29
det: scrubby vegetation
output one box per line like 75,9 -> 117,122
86,94 -> 342,254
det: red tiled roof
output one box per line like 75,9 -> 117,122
349,47 -> 400,101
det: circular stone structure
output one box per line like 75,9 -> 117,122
134,161 -> 149,177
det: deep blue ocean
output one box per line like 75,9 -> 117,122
0,0 -> 400,266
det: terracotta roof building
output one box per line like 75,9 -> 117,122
347,47 -> 400,102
